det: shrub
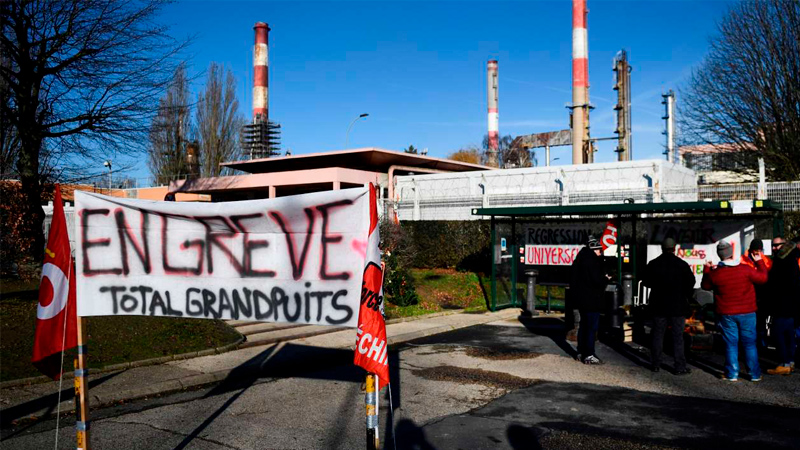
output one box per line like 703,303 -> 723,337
380,221 -> 419,306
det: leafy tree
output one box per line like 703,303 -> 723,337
196,63 -> 243,177
679,0 -> 800,181
404,145 -> 418,154
148,64 -> 193,185
1,0 -> 188,261
447,146 -> 481,165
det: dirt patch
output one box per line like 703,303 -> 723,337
412,365 -> 538,390
465,347 -> 543,360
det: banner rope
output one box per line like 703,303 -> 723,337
53,257 -> 72,450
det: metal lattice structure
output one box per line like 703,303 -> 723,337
241,117 -> 281,159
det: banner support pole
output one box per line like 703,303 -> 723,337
366,373 -> 379,450
74,316 -> 91,450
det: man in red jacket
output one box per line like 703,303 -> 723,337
701,240 -> 768,382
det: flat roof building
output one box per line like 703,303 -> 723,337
170,147 -> 491,201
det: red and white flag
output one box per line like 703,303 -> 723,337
32,184 -> 78,380
354,184 -> 390,389
601,220 -> 618,252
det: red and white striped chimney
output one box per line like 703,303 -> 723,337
572,0 -> 591,164
487,60 -> 499,167
253,22 -> 270,123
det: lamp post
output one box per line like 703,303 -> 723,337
103,160 -> 112,192
345,113 -> 369,149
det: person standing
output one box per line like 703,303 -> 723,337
701,240 -> 768,382
569,236 -> 608,365
740,239 -> 773,350
765,237 -> 800,375
643,238 -> 695,374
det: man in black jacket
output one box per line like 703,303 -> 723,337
643,238 -> 695,375
766,237 -> 800,375
569,236 -> 608,365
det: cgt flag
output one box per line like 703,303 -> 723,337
354,184 -> 390,389
32,184 -> 78,379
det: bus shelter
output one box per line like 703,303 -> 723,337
472,200 -> 784,313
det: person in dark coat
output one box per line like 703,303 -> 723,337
569,236 -> 608,365
765,237 -> 800,375
741,239 -> 773,351
643,238 -> 695,374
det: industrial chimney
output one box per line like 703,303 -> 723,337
241,22 -> 281,159
253,22 -> 269,122
572,0 -> 591,164
487,60 -> 499,168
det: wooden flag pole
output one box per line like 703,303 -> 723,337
365,373 -> 379,450
74,316 -> 90,450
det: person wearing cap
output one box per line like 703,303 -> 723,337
643,238 -> 696,375
740,239 -> 773,351
701,240 -> 768,382
765,237 -> 800,375
569,236 -> 608,365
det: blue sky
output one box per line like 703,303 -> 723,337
124,0 -> 734,181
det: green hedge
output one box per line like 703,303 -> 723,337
403,221 -> 492,271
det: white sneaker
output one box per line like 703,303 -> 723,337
583,355 -> 603,365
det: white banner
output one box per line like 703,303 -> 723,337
524,245 -> 583,266
646,221 -> 750,288
75,188 -> 370,328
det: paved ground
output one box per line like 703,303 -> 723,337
2,312 -> 799,449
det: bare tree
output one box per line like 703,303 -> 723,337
0,55 -> 19,178
1,0 -> 188,262
196,63 -> 242,177
679,0 -> 800,181
482,134 -> 535,168
148,64 -> 192,185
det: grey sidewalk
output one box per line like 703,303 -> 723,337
0,308 -> 522,425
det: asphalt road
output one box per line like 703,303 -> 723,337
2,316 -> 799,449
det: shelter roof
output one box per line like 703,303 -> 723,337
472,200 -> 782,218
221,147 -> 492,174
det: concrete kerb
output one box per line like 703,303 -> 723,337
0,335 -> 245,390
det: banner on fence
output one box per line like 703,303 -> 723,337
523,245 -> 583,266
525,223 -> 597,246
523,222 -> 615,265
646,221 -> 751,288
74,188 -> 371,327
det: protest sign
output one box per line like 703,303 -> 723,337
523,223 -> 606,266
75,188 -> 370,327
523,245 -> 583,266
525,223 -> 597,245
646,221 -> 749,288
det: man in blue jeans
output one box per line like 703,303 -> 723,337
701,240 -> 768,381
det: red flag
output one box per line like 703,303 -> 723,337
601,220 -> 618,252
32,184 -> 78,380
354,184 -> 390,389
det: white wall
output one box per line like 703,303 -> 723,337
395,160 -> 698,221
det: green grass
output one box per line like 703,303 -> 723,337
384,269 -> 490,319
1,278 -> 241,382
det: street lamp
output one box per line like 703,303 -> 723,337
345,113 -> 369,149
103,160 -> 112,191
